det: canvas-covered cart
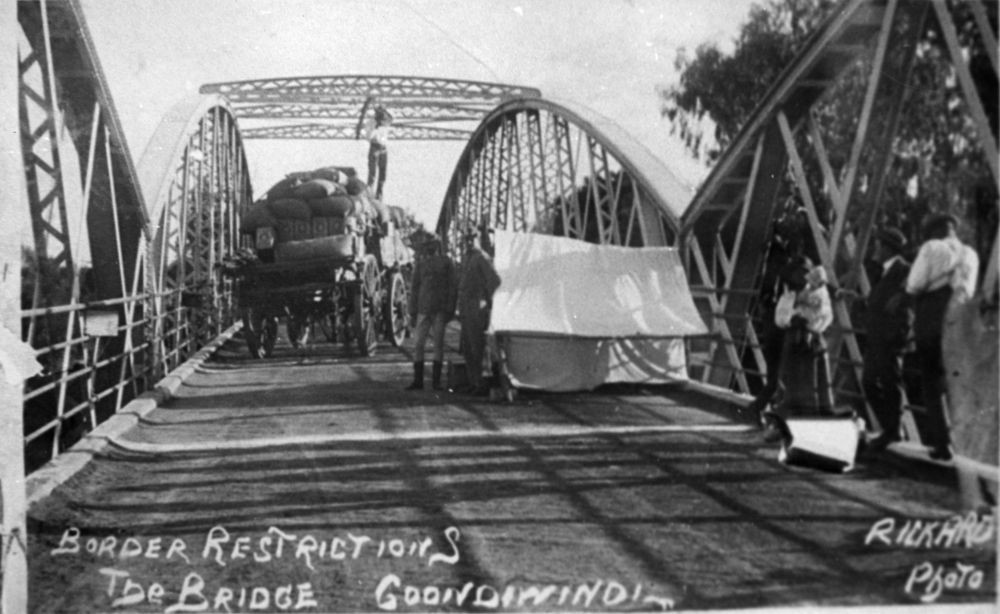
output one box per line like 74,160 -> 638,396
225,167 -> 413,358
487,230 -> 708,398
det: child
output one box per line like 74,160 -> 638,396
764,259 -> 835,440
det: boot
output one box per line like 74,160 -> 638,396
431,361 -> 444,391
405,362 -> 424,390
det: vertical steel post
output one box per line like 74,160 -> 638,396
1,0 -> 29,607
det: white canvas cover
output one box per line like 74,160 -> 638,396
490,231 -> 707,391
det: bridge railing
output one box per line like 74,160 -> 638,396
20,284 -> 225,472
679,0 -> 997,456
688,282 -> 933,443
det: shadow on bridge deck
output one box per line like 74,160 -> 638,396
23,326 -> 994,613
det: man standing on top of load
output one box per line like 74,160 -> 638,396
366,104 -> 391,201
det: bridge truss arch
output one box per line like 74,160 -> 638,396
139,94 -> 253,372
435,98 -> 689,251
9,0 -> 253,486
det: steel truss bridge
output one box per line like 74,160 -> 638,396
2,0 -> 997,608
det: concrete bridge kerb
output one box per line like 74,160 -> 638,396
24,323 -> 242,508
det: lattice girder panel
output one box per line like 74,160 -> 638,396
202,75 -> 541,102
436,98 -> 684,252
523,110 -> 550,232
203,75 -> 541,142
505,115 -> 530,232
18,0 -> 148,306
586,135 -> 619,245
16,0 -> 151,462
556,120 -> 586,240
233,101 -> 487,122
17,41 -> 71,273
140,95 -> 253,373
240,123 -> 473,141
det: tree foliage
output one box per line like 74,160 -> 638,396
661,0 -> 836,162
663,0 -> 997,262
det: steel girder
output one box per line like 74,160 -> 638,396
435,98 -> 686,253
234,101 -> 486,122
141,94 -> 253,377
240,123 -> 473,141
17,0 -> 148,308
201,75 -> 541,141
2,3 -> 27,609
10,0 -> 151,600
17,0 -> 152,457
678,0 -> 998,443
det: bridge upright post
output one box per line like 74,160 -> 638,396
699,123 -> 788,391
1,0 -> 29,607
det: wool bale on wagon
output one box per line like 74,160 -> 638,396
240,202 -> 278,234
292,178 -> 342,201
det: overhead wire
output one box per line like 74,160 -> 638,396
397,0 -> 501,82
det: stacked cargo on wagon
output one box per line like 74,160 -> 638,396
229,166 -> 413,358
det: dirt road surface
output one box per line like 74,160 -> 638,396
25,330 -> 996,613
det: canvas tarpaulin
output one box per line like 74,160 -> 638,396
489,230 -> 707,391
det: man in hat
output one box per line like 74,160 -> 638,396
406,237 -> 457,391
456,224 -> 501,395
861,227 -> 912,452
905,213 -> 980,460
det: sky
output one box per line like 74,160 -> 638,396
77,0 -> 759,228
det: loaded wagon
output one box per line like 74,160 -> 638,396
226,166 -> 413,358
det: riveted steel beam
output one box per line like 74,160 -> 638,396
436,97 -> 683,252
140,94 -> 252,375
204,75 -> 540,146
201,75 -> 540,102
240,123 -> 473,141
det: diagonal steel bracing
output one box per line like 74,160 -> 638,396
203,75 -> 540,142
679,0 -> 998,449
436,98 -> 683,251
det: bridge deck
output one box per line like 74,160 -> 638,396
25,328 -> 995,612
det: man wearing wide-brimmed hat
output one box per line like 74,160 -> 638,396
861,226 -> 912,453
456,223 -> 501,395
405,236 -> 457,390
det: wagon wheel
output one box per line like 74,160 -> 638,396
353,255 -> 381,356
242,307 -> 278,358
384,270 -> 409,347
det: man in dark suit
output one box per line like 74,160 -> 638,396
457,225 -> 501,395
861,227 -> 911,452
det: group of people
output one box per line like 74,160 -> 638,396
403,225 -> 501,394
752,212 -> 979,461
396,205 -> 980,463
864,213 -> 979,460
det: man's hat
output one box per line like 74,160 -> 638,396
922,212 -> 958,237
877,227 -> 907,254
